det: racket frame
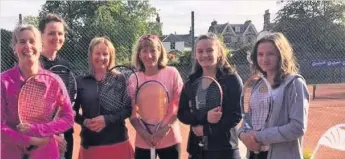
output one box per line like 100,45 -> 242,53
17,73 -> 63,158
135,80 -> 170,159
240,73 -> 274,155
191,76 -> 223,157
48,64 -> 77,106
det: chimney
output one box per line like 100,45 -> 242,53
156,13 -> 160,23
211,20 -> 217,26
263,9 -> 270,30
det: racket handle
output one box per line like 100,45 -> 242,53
216,106 -> 222,112
27,145 -> 36,151
253,151 -> 259,159
150,147 -> 155,159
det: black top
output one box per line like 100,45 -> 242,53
39,55 -> 70,69
74,73 -> 132,148
177,68 -> 243,154
39,55 -> 74,133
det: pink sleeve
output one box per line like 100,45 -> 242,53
29,77 -> 74,137
162,68 -> 183,125
170,68 -> 183,115
128,75 -> 138,119
1,81 -> 31,146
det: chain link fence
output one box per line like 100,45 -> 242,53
2,18 -> 344,85
1,4 -> 344,158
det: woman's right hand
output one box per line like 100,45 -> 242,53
207,107 -> 222,123
83,119 -> 91,129
239,131 -> 260,152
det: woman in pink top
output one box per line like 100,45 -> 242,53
1,24 -> 74,159
129,35 -> 183,159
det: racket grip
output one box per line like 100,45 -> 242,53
253,151 -> 260,159
150,147 -> 155,159
217,106 -> 222,112
27,145 -> 36,150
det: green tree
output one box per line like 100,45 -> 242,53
38,1 -> 158,72
273,1 -> 345,59
23,16 -> 40,27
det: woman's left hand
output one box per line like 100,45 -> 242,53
192,125 -> 204,136
55,134 -> 67,153
17,123 -> 33,134
88,115 -> 106,132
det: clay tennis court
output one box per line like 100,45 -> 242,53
71,84 -> 345,159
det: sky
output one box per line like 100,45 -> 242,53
0,0 -> 284,36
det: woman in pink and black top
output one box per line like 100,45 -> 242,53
1,25 -> 74,159
129,35 -> 184,159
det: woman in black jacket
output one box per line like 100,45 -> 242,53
74,37 -> 133,159
177,33 -> 243,159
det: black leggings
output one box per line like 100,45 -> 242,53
249,151 -> 268,159
135,144 -> 180,159
189,149 -> 241,159
63,130 -> 74,159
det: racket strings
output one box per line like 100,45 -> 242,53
191,78 -> 222,114
50,69 -> 77,102
136,83 -> 168,125
18,78 -> 60,123
250,82 -> 272,131
98,73 -> 127,112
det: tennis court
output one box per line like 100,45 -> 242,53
72,84 -> 345,159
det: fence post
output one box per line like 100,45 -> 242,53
191,11 -> 195,67
19,14 -> 22,24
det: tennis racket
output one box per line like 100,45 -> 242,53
49,65 -> 77,158
189,76 -> 223,159
241,73 -> 273,158
96,65 -> 139,114
135,80 -> 169,159
49,65 -> 77,106
18,74 -> 64,159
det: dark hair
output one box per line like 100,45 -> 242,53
250,32 -> 299,88
38,13 -> 68,33
192,32 -> 235,75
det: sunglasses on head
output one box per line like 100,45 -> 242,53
139,34 -> 158,42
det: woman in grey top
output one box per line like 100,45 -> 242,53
238,32 -> 310,159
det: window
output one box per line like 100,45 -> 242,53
232,36 -> 237,43
227,27 -> 232,33
170,42 -> 176,50
235,26 -> 241,32
224,36 -> 231,43
247,37 -> 252,43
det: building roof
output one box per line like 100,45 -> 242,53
162,33 -> 196,48
208,20 -> 255,35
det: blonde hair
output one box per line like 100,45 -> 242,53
250,32 -> 299,88
192,32 -> 235,74
88,36 -> 116,74
131,35 -> 168,72
11,24 -> 42,53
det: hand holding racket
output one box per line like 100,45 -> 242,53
189,76 -> 223,158
206,106 -> 222,124
240,73 -> 273,158
135,80 -> 169,159
17,73 -> 64,159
